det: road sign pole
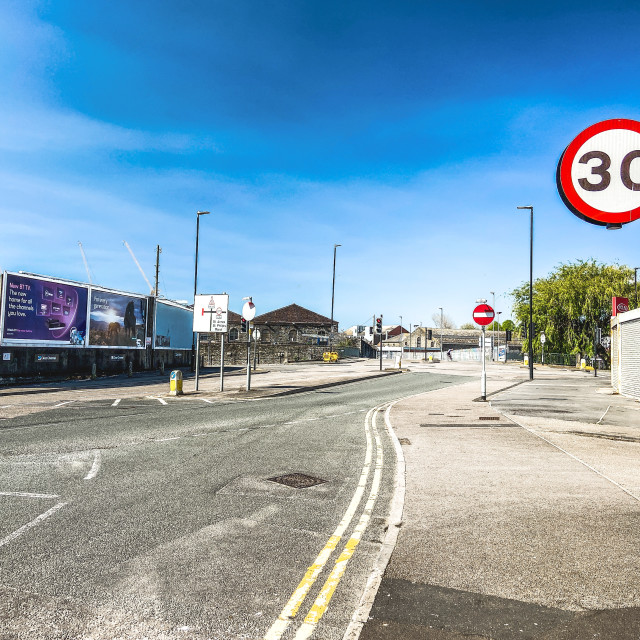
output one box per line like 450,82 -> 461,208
220,332 -> 225,391
481,326 -> 487,401
195,331 -> 200,391
246,327 -> 251,391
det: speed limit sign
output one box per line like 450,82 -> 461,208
557,119 -> 640,226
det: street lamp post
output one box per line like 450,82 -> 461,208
635,267 -> 639,307
517,206 -> 534,380
399,315 -> 403,367
439,307 -> 443,362
496,311 -> 502,362
330,244 -> 341,350
193,210 -> 210,382
490,291 -> 495,360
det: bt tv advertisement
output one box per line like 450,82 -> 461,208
88,289 -> 147,348
1,273 -> 88,345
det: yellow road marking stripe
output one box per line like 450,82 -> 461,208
263,405 -> 380,640
293,409 -> 385,639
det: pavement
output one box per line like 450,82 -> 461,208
2,358 -> 639,639
358,360 -> 640,640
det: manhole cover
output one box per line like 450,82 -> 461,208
267,473 -> 327,489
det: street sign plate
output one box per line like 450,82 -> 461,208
557,119 -> 640,226
473,303 -> 495,326
193,294 -> 229,333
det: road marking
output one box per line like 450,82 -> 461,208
112,399 -> 121,407
293,407 -> 385,639
156,436 -> 180,442
147,396 -> 168,405
596,405 -> 611,425
264,405 -> 380,640
0,502 -> 67,549
53,401 -> 75,408
84,450 -> 102,480
0,491 -> 60,499
498,411 -> 640,503
201,399 -> 215,404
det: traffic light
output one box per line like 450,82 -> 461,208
521,324 -> 527,339
241,317 -> 247,333
427,329 -> 433,340
505,329 -> 512,342
376,317 -> 382,334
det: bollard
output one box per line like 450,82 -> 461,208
169,370 -> 183,396
127,361 -> 133,377
91,363 -> 97,380
159,361 -> 165,375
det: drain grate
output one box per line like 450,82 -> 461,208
267,473 -> 327,489
478,416 -> 500,421
398,438 -> 412,445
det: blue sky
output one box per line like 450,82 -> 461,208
2,0 -> 640,329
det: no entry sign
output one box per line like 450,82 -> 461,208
473,303 -> 495,326
557,119 -> 640,226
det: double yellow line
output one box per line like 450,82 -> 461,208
264,402 -> 387,640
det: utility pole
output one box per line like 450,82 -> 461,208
154,245 -> 162,296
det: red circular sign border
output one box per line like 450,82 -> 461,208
472,303 -> 495,327
558,118 -> 640,226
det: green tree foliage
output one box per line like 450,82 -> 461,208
511,260 -> 634,359
486,319 -> 515,331
459,322 -> 476,330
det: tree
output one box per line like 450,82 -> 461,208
510,259 -> 634,361
431,312 -> 457,329
459,322 -> 476,330
486,319 -> 515,331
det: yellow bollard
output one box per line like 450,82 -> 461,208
169,370 -> 183,396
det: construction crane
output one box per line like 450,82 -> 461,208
123,241 -> 154,294
78,241 -> 93,284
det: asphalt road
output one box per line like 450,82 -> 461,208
0,370 -> 467,640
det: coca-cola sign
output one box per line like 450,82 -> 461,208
612,297 -> 629,316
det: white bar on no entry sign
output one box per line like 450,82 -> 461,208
473,311 -> 494,317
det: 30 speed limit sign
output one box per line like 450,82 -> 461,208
557,119 -> 640,226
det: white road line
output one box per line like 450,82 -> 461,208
201,399 -> 215,404
0,491 -> 60,499
0,502 -> 67,549
53,401 -> 75,408
112,399 -> 121,407
154,398 -> 168,405
156,436 -> 180,442
84,450 -> 102,480
264,405 -> 379,640
596,405 -> 611,425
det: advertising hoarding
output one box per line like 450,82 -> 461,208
1,273 -> 88,345
154,300 -> 193,349
89,289 -> 147,348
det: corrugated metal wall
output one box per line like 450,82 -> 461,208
612,310 -> 640,399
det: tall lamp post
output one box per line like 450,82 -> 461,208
517,206 -> 534,380
635,267 -> 639,307
496,311 -> 502,361
330,244 -> 341,350
399,315 -> 403,366
192,211 -> 210,375
438,306 -> 444,362
490,291 -> 495,360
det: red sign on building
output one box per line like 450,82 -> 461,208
612,297 -> 629,316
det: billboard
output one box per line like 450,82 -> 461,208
89,289 -> 147,348
154,301 -> 193,349
1,273 -> 88,345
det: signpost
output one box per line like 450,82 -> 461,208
557,119 -> 640,228
193,294 -> 229,391
473,303 -> 495,401
242,298 -> 256,391
540,332 -> 546,365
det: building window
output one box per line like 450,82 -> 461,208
229,328 -> 239,342
261,328 -> 271,342
417,337 -> 421,348
289,329 -> 297,343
